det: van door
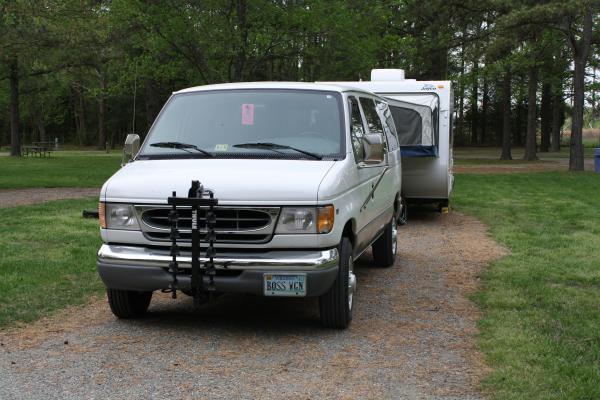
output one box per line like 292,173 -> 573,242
347,96 -> 383,256
376,100 -> 402,209
359,98 -> 396,237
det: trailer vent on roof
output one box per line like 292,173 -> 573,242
371,69 -> 405,81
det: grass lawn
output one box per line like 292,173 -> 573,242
453,146 -> 596,161
1,147 -> 599,399
453,172 -> 600,399
0,151 -> 121,189
0,198 -> 104,328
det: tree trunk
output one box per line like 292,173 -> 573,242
495,93 -> 503,146
550,93 -> 562,152
568,9 -> 592,171
570,58 -> 586,170
515,99 -> 523,146
233,0 -> 248,82
9,58 -> 21,157
97,70 -> 107,150
35,107 -> 46,142
500,69 -> 512,160
592,66 -> 597,129
524,67 -> 538,161
470,60 -> 478,145
456,28 -> 466,145
73,85 -> 87,145
145,79 -> 161,132
481,77 -> 489,144
430,28 -> 448,79
458,69 -> 465,144
540,82 -> 551,152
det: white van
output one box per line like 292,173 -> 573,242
97,82 -> 402,329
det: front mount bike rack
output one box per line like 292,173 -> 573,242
167,180 -> 218,307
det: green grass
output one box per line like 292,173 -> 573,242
0,151 -> 121,189
0,198 -> 104,327
455,158 -> 553,166
453,172 -> 600,399
2,147 -> 599,399
454,146 -> 596,160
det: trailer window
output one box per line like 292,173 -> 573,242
389,106 -> 423,146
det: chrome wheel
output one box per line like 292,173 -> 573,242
392,223 -> 398,256
319,237 -> 354,328
397,198 -> 408,225
348,256 -> 356,310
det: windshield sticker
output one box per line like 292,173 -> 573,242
214,144 -> 228,151
242,103 -> 254,125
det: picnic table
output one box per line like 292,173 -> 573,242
21,141 -> 55,157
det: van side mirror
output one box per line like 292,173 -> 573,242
362,133 -> 384,164
122,134 -> 141,165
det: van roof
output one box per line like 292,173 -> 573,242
174,81 -> 378,96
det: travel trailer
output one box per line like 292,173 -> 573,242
324,69 -> 454,221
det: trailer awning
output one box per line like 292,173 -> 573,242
384,94 -> 439,158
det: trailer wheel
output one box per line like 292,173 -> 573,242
107,289 -> 152,319
372,219 -> 397,268
397,197 -> 408,226
438,199 -> 449,214
319,237 -> 355,329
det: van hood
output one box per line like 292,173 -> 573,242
103,158 -> 336,204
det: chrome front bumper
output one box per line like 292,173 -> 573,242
97,244 -> 339,271
96,244 -> 340,296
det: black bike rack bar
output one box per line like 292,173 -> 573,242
167,180 -> 218,306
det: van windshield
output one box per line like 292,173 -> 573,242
138,89 -> 344,160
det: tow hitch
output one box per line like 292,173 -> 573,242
167,180 -> 218,307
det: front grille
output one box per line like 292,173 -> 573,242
137,206 -> 279,244
145,231 -> 270,243
142,208 -> 272,231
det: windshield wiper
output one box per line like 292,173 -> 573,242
150,141 -> 213,158
233,142 -> 322,160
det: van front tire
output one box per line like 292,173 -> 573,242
397,197 -> 408,225
107,289 -> 152,319
319,237 -> 355,329
372,220 -> 397,268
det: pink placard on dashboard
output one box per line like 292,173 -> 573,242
242,104 -> 254,125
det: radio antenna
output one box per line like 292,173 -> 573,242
132,62 -> 137,134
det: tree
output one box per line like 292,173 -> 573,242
563,7 -> 595,170
494,0 -> 599,168
1,1 -> 75,155
0,1 -> 33,156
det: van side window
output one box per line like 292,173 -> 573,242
377,101 -> 399,151
360,98 -> 385,138
348,96 -> 365,162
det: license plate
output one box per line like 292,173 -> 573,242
263,273 -> 307,297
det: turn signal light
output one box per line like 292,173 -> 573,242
99,202 -> 106,229
317,205 -> 334,234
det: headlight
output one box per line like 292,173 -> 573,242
99,203 -> 140,230
275,205 -> 334,234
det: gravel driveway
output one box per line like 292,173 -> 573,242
0,211 -> 507,399
0,188 -> 99,208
